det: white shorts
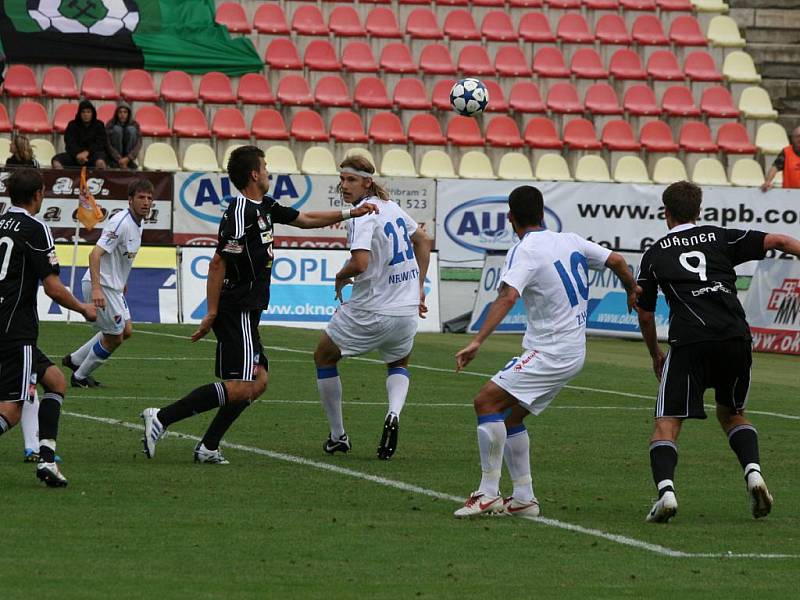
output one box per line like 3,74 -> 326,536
82,280 -> 130,335
326,303 -> 418,363
491,349 -> 585,415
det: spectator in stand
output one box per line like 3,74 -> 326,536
52,100 -> 108,169
5,134 -> 40,168
761,126 -> 800,191
106,102 -> 141,170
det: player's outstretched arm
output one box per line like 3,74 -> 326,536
764,233 -> 800,257
411,228 -> 433,318
192,252 -> 225,342
760,166 -> 778,192
455,283 -> 520,372
42,274 -> 97,322
637,308 -> 665,381
604,252 -> 642,313
291,203 -> 379,229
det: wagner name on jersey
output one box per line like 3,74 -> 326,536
82,208 -> 143,292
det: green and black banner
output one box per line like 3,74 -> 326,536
0,0 -> 262,75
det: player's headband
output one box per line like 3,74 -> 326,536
340,167 -> 374,178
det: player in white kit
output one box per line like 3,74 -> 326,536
314,156 -> 432,460
453,186 -> 639,518
62,179 -> 153,387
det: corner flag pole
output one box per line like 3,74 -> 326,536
66,219 -> 81,324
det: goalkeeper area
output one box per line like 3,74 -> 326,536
2,323 -> 798,598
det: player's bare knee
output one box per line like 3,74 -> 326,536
41,366 -> 67,396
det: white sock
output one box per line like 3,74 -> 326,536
317,367 -> 345,440
477,416 -> 506,497
386,367 -> 410,418
75,338 -> 113,379
70,332 -> 103,366
21,391 -> 40,451
504,425 -> 534,502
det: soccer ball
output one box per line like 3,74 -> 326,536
450,78 -> 489,117
28,0 -> 140,36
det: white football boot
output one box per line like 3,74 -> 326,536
499,496 -> 541,518
453,491 -> 503,518
646,491 -> 678,523
746,469 -> 773,519
193,442 -> 230,465
140,408 -> 165,459
36,461 -> 68,487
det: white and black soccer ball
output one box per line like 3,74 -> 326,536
450,78 -> 489,117
29,0 -> 140,36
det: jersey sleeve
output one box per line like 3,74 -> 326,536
96,214 -> 124,254
401,209 -> 418,237
499,243 -> 534,295
635,251 -> 658,313
269,199 -> 300,225
26,221 -> 60,279
216,199 -> 246,258
575,235 -> 612,269
724,228 -> 767,265
349,213 -> 376,251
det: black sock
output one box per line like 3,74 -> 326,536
201,401 -> 249,451
649,440 -> 678,497
0,414 -> 9,436
157,382 -> 226,428
728,424 -> 760,475
38,392 -> 63,462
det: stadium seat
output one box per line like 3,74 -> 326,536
393,78 -> 432,110
535,153 -> 573,180
354,77 -> 392,108
707,16 -> 746,48
161,71 -> 197,103
419,44 -> 456,75
265,39 -> 303,71
738,87 -> 778,119
684,51 -> 723,82
447,116 -> 484,145
13,102 -> 51,134
585,83 -> 623,115
571,49 -> 607,79
304,40 -> 341,72
96,103 -> 116,124
330,111 -> 369,143
342,42 -> 379,73
53,103 -> 77,133
507,82 -> 545,115
458,46 -> 495,76
366,7 -> 402,38
545,0 -> 581,8
301,147 -> 338,175
0,105 -> 9,133
0,138 -> 10,163
406,9 -> 442,40
594,15 -> 631,46
546,82 -> 583,114
613,155 -> 651,183
237,74 -> 274,105
380,149 -> 418,176
620,0 -> 656,9
182,143 -> 219,172
623,84 -> 660,115
254,4 -> 289,35
344,147 -> 377,169
277,75 -> 314,106
211,108 -> 249,139
432,79 -> 457,110
292,5 -> 328,36
437,0 -> 470,7
482,12 -> 516,41
120,69 -> 158,102
444,10 -> 481,41
173,107 -> 210,138
631,15 -> 669,46
143,142 -> 180,171
524,117 -> 563,148
329,7 -> 365,38
679,121 -> 718,152
640,120 -> 679,151
315,76 -> 352,107
730,159 -> 766,187
485,116 -> 524,147
609,49 -> 647,80
265,145 -> 299,174
755,122 -> 789,155
408,114 -> 446,145
215,2 -> 251,33
252,109 -> 290,140
29,139 -> 55,166
602,120 -> 640,150
652,156 -> 688,184
419,149 -> 457,178
518,12 -> 556,43
584,0 -> 620,8
722,51 -> 762,83
716,122 -> 756,154
662,86 -> 701,117
291,110 -> 329,141
3,65 -> 40,97
473,0 -> 506,7
220,144 -> 244,171
42,67 -> 79,99
564,119 -> 602,150
136,105 -> 171,136
647,51 -> 684,81
575,155 -> 612,182
199,72 -> 236,104
700,86 -> 739,118
495,47 -> 532,77
481,80 -> 507,113
693,0 -> 730,12
81,68 -> 118,100
657,0 -> 692,10
533,47 -> 570,79
557,13 -> 595,44
669,16 -> 707,47
497,153 -> 534,180
380,43 -> 417,74
691,157 -> 729,185
458,151 -> 496,179
369,112 -> 407,144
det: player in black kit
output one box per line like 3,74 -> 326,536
140,146 -> 377,463
0,168 -> 96,486
635,181 -> 800,523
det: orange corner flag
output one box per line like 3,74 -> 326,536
77,167 -> 103,230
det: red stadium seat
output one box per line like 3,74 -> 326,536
419,44 -> 456,75
563,118 -> 602,150
342,42 -> 379,73
509,0 -> 544,6
432,79 -> 457,110
3,65 -> 40,97
330,111 -> 369,143
495,46 -> 533,77
160,70 -> 197,103
291,110 -> 329,142
546,0 -> 581,8
602,120 -> 640,151
700,86 -> 739,118
679,121 -> 717,152
481,12 -> 516,42
329,7 -> 365,37
42,67 -> 79,99
120,69 -> 158,102
595,15 -> 631,46
304,40 -> 341,71
584,83 -> 623,115
533,47 -> 570,78
254,4 -> 289,35
661,85 -> 700,117
623,84 -> 661,115
483,80 -> 508,112
609,49 -> 647,80
393,78 -> 432,110
584,0 -> 619,8
683,51 -> 723,82
314,75 -> 352,107
199,72 -> 236,104
631,15 -> 668,46
212,108 -> 249,139
620,0 -> 656,9
557,13 -> 595,44
53,103 -> 77,133
547,82 -> 583,113
571,48 -> 607,79
716,122 -> 756,154
518,13 -> 555,43
399,0 -> 432,4
669,16 -> 707,47
292,5 -> 328,36
366,7 -> 402,38
380,43 -> 417,74
408,114 -> 446,145
14,102 -> 51,134
215,2 -> 251,33
524,117 -> 563,148
265,39 -> 303,71
658,0 -> 692,9
136,105 -> 171,136
81,68 -> 119,100
509,82 -> 546,113
96,103 -> 116,124
406,9 -> 442,40
458,46 -> 495,76
444,10 -> 480,40
369,112 -> 407,144
447,116 -> 484,146
277,75 -> 314,106
252,109 -> 289,140
237,73 -> 275,105
474,0 -> 505,6
647,50 -> 684,81
640,120 -> 679,152
437,0 -> 469,5
486,116 -> 524,148
0,105 -> 11,132
354,77 -> 392,108
173,106 -> 210,137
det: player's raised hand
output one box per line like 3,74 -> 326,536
91,286 -> 106,309
335,276 -> 352,302
191,313 -> 216,342
81,303 -> 97,322
455,340 -> 481,372
350,203 -> 379,218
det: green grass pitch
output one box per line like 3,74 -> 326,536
1,323 -> 798,599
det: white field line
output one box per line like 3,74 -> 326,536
63,409 -> 800,560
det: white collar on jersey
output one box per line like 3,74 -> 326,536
8,206 -> 32,216
668,223 -> 697,234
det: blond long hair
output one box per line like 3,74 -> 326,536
337,156 -> 390,200
11,134 -> 34,163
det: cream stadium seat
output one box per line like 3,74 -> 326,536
691,157 -> 729,185
755,122 -> 789,155
419,150 -> 457,178
738,87 -> 778,119
458,151 -> 496,179
344,147 -> 376,167
574,155 -> 612,182
301,146 -> 338,175
30,138 -> 56,166
730,159 -> 766,187
182,143 -> 220,172
706,16 -> 746,48
691,0 -> 729,13
652,157 -> 689,184
221,144 -> 245,171
613,155 -> 652,183
497,153 -> 534,180
535,154 -> 573,181
722,51 -> 761,84
380,149 -> 418,177
0,138 -> 11,165
265,145 -> 300,174
143,142 -> 180,171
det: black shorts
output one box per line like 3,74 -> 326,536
656,339 -> 752,419
212,308 -> 268,381
0,345 -> 54,402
